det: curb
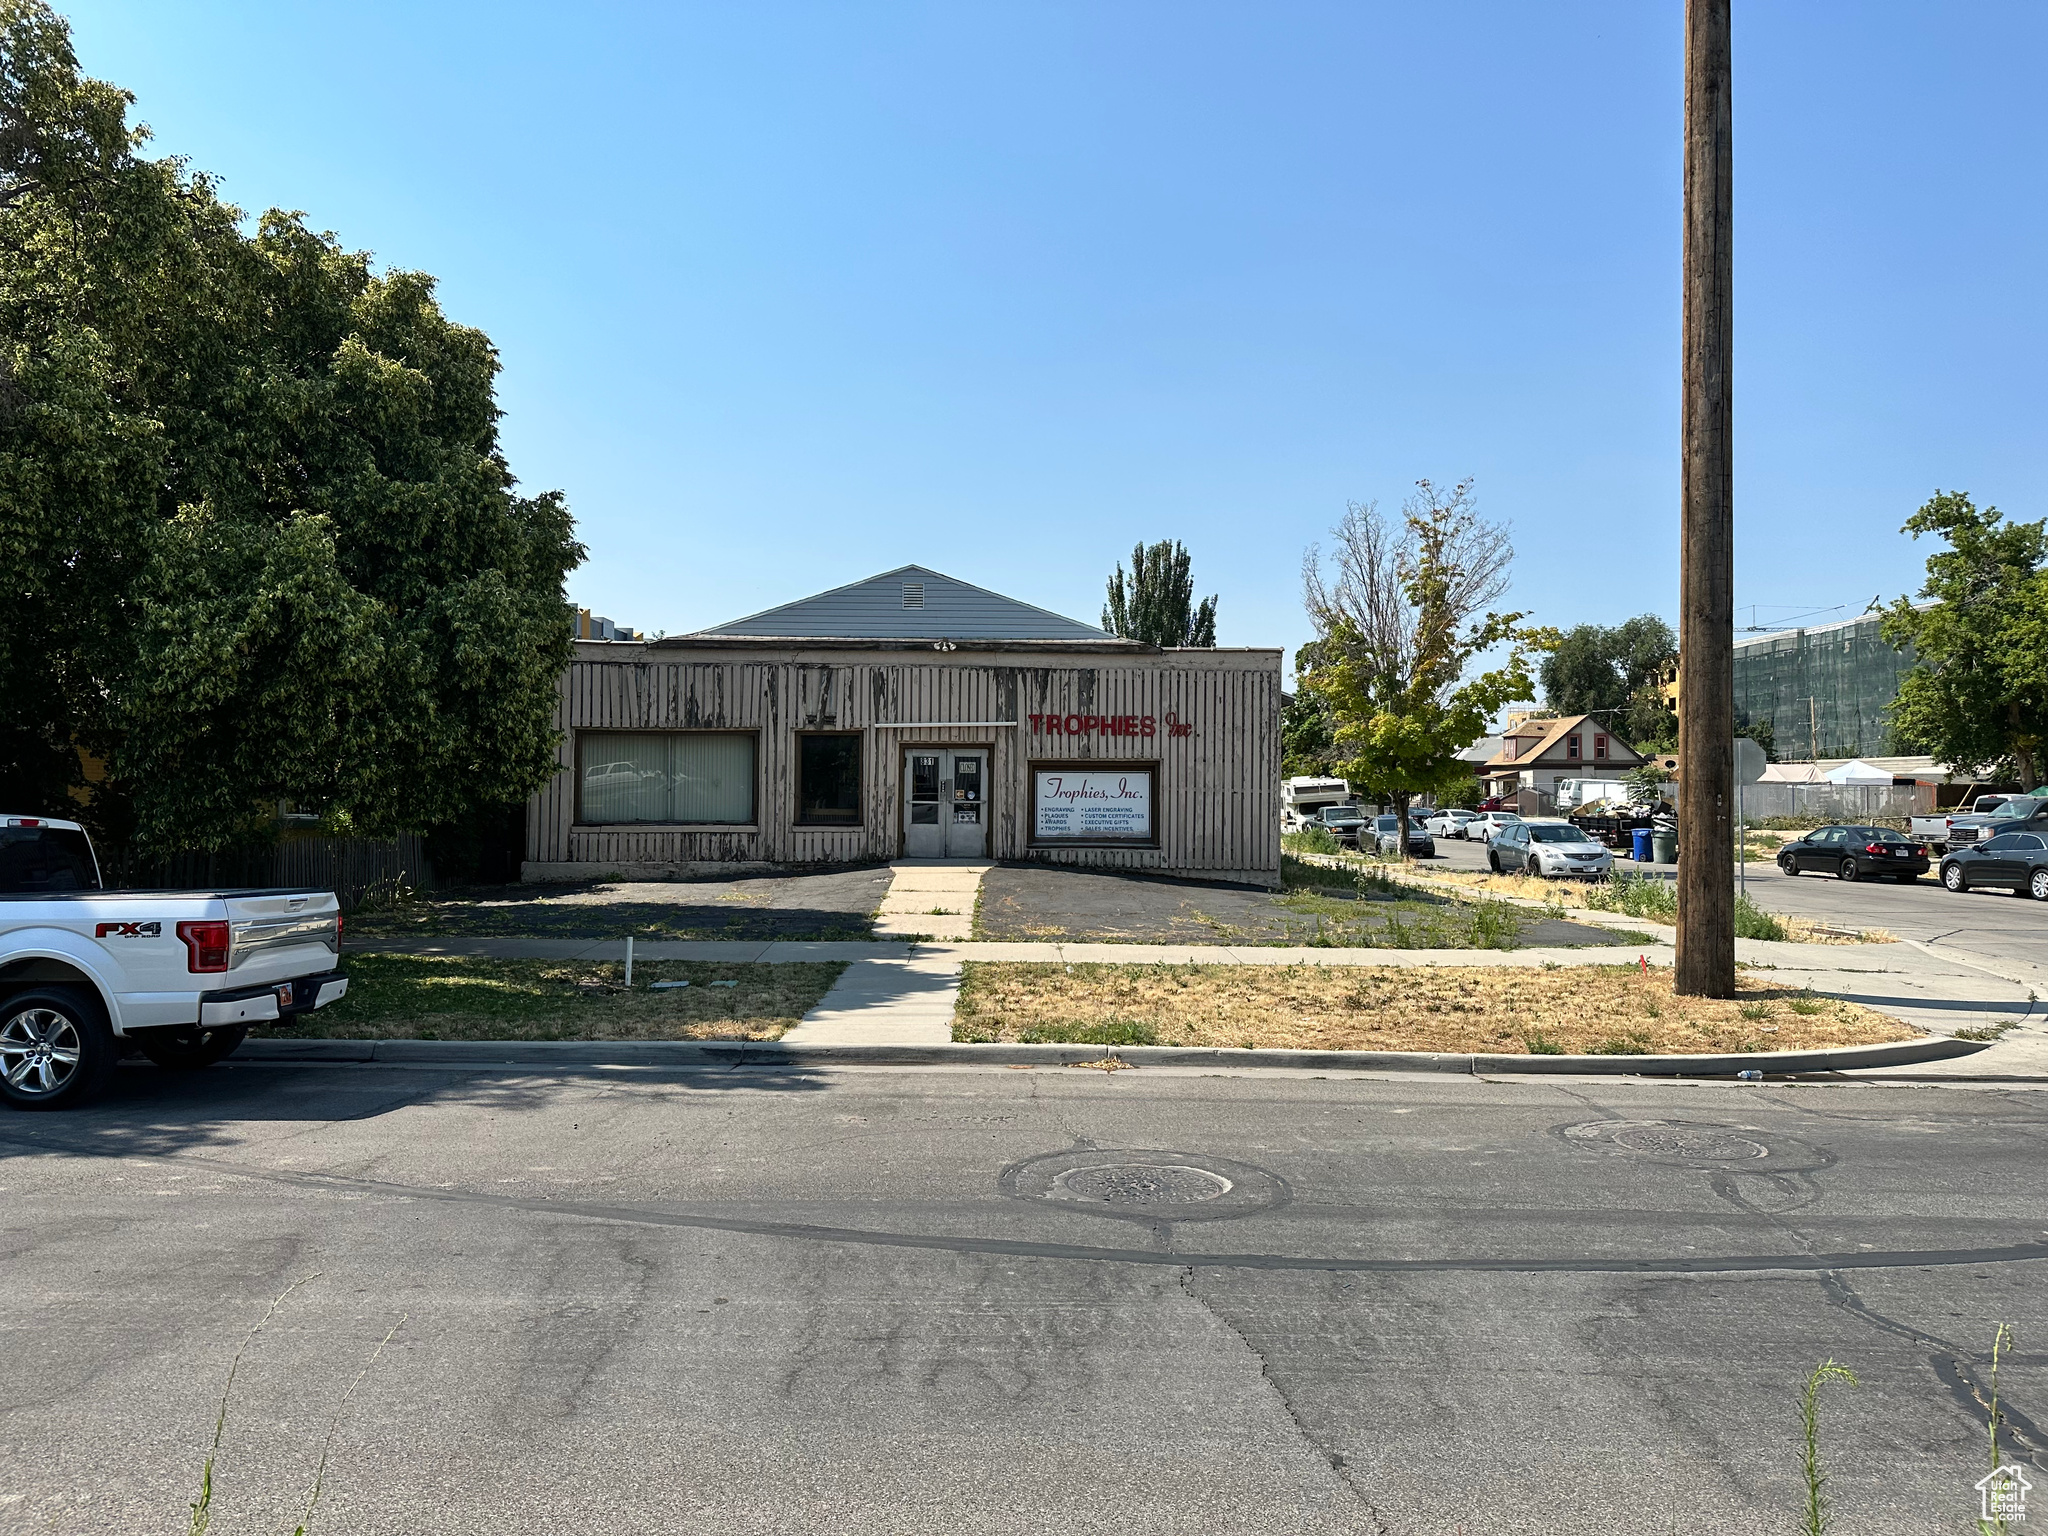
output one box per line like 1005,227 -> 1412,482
229,1033 -> 1990,1076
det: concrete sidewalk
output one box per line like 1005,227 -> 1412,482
344,928 -> 2044,1068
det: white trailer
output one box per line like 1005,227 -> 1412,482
1281,777 -> 1353,831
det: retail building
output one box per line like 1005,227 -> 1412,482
523,566 -> 1283,886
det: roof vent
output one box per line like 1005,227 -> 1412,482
902,582 -> 924,609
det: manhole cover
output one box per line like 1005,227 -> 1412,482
1052,1164 -> 1232,1205
1561,1119 -> 1777,1164
1000,1148 -> 1287,1223
1611,1126 -> 1767,1160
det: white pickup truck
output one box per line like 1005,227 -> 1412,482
1911,794 -> 2048,852
1,813 -> 347,1108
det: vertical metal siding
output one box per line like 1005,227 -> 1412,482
531,644 -> 1281,882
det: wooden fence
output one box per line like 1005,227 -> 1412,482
131,832 -> 431,909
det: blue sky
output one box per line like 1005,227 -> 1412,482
65,2 -> 2046,668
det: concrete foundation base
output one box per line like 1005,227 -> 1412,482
520,860 -> 784,883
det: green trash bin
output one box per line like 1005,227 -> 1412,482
1650,827 -> 1678,864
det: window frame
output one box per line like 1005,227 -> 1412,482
794,730 -> 865,828
1567,733 -> 1581,760
1594,734 -> 1608,760
573,729 -> 760,827
1028,759 -> 1160,849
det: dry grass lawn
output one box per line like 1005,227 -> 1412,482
257,955 -> 845,1041
954,960 -> 1918,1055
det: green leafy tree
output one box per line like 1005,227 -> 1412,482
1281,642 -> 1339,777
0,2 -> 582,853
1102,539 -> 1218,647
1300,480 -> 1549,855
1540,615 -> 1676,751
1882,491 -> 2048,789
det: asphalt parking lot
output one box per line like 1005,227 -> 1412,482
3,1061 -> 2042,1534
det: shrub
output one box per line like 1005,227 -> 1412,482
1283,826 -> 1343,856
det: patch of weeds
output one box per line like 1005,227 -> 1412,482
1955,1023 -> 2017,1043
1522,1031 -> 1565,1055
349,874 -> 419,915
1591,1031 -> 1655,1055
1463,900 -> 1522,950
1787,994 -> 1826,1016
1017,1016 -> 1159,1047
1735,895 -> 1788,941
1738,1001 -> 1776,1021
1584,871 -> 1679,923
1283,826 -> 1343,857
1354,865 -> 1397,898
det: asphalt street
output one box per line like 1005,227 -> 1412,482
4,1059 -> 2045,1534
1427,831 -> 2048,979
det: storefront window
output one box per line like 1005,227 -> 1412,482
577,731 -> 756,824
797,734 -> 862,826
1031,764 -> 1157,845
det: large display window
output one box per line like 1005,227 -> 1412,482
576,731 -> 757,825
1030,763 -> 1157,846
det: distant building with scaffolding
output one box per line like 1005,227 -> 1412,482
1731,611 -> 1920,761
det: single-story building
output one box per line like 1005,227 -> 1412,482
523,565 -> 1283,886
1480,713 -> 1648,811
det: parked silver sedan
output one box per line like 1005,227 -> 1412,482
1372,815 -> 1437,858
1488,820 -> 1613,878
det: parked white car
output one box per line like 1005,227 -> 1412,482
1467,811 -> 1524,844
1,814 -> 348,1108
1488,820 -> 1614,879
1424,809 -> 1477,838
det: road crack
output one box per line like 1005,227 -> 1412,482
1819,1271 -> 2048,1470
1175,1265 -> 1389,1534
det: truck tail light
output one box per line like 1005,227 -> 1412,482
177,920 -> 231,973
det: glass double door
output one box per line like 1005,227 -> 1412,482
904,749 -> 987,858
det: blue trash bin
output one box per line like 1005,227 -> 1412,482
1631,827 -> 1654,864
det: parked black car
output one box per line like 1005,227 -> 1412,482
1776,825 -> 1929,882
1940,832 -> 2048,900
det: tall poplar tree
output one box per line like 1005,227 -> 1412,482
1102,540 -> 1218,647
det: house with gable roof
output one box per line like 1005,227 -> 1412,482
1480,712 -> 1647,811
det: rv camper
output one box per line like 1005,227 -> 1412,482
1281,776 -> 1354,831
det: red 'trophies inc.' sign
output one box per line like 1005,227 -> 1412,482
1028,712 -> 1192,738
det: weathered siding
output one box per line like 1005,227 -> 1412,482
527,641 -> 1282,884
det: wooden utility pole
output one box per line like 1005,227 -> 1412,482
1676,0 -> 1735,997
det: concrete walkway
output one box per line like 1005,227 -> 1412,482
869,859 -> 992,942
780,954 -> 963,1045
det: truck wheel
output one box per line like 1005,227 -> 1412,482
133,1024 -> 249,1071
0,986 -> 117,1110
1836,859 -> 1859,882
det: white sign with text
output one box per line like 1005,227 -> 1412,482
1033,769 -> 1153,841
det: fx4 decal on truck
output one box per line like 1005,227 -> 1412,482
94,921 -> 161,938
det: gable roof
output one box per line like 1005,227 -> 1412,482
688,565 -> 1117,642
1483,714 -> 1644,770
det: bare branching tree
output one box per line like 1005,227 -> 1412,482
1298,479 -> 1540,855
1301,478 -> 1513,687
